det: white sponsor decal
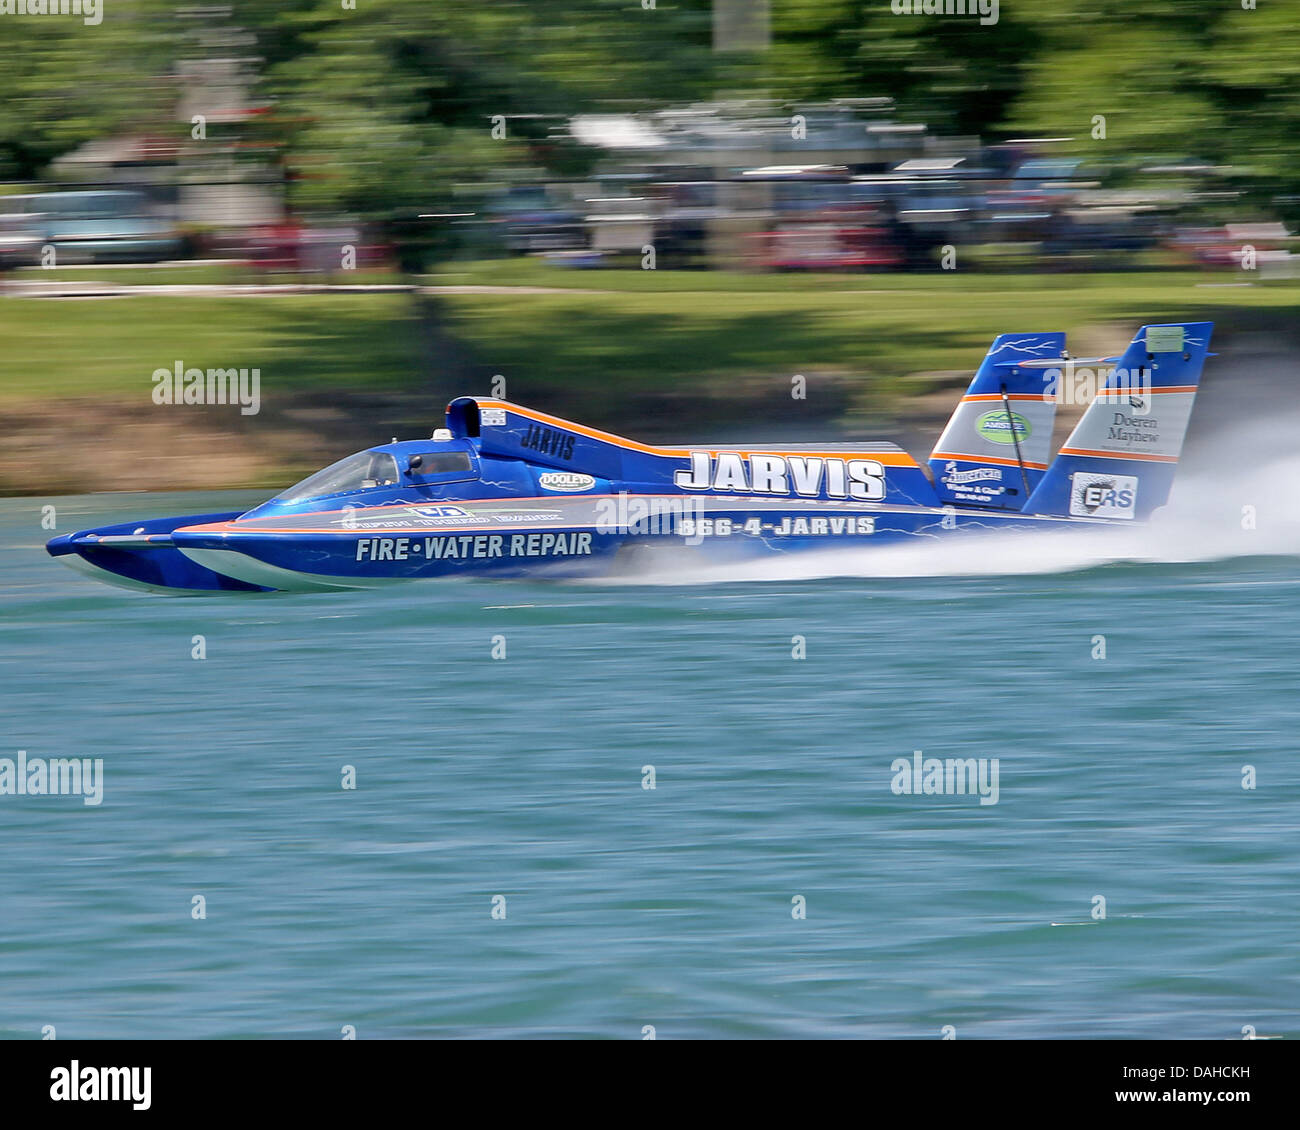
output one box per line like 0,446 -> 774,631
409,505 -> 471,518
935,461 -> 1005,502
678,515 -> 876,537
489,510 -> 562,523
941,463 -> 1002,485
480,408 -> 507,426
538,471 -> 596,493
335,505 -> 480,529
673,452 -> 886,501
355,534 -> 593,561
1064,392 -> 1196,458
1144,326 -> 1185,353
1070,472 -> 1138,519
934,397 -> 1058,466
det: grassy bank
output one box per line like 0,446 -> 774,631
5,264 -> 1295,406
430,262 -> 1300,431
0,292 -> 424,402
1,264 -> 1296,492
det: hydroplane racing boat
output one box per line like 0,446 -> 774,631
47,321 -> 1213,592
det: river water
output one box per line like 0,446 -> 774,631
2,428 -> 1297,1037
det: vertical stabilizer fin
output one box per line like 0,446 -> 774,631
928,332 -> 1066,510
1025,322 -> 1213,521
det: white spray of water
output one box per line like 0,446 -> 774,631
607,419 -> 1300,585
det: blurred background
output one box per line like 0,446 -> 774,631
2,0 -> 1297,494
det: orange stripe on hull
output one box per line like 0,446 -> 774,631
930,452 -> 1049,470
1085,385 -> 1199,396
474,400 -> 918,464
960,388 -> 1195,405
1057,447 -> 1179,463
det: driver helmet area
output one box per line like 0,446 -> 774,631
245,436 -> 481,517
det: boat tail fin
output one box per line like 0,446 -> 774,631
1025,322 -> 1213,521
928,332 -> 1066,511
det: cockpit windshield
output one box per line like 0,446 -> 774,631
407,451 -> 473,477
278,450 -> 399,503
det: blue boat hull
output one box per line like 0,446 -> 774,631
45,322 -> 1213,593
50,497 -> 1089,593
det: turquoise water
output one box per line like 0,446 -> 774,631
2,491 -> 1298,1039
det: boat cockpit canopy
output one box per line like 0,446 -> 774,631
277,450 -> 400,504
275,445 -> 478,505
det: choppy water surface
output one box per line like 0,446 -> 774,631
1,477 -> 1297,1038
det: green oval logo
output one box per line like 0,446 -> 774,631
976,410 -> 1031,445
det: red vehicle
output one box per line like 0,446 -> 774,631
220,221 -> 392,273
1166,223 -> 1295,269
752,206 -> 904,271
739,167 -> 905,271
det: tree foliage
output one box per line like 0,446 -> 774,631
1,0 -> 1295,234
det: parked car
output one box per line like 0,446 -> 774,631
4,189 -> 182,263
0,202 -> 43,267
214,221 -> 393,273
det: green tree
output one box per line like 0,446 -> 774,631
0,0 -> 181,180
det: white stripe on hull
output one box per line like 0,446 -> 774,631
177,548 -> 407,592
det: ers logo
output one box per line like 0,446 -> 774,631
1084,484 -> 1131,507
674,452 -> 886,501
1070,472 -> 1138,519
